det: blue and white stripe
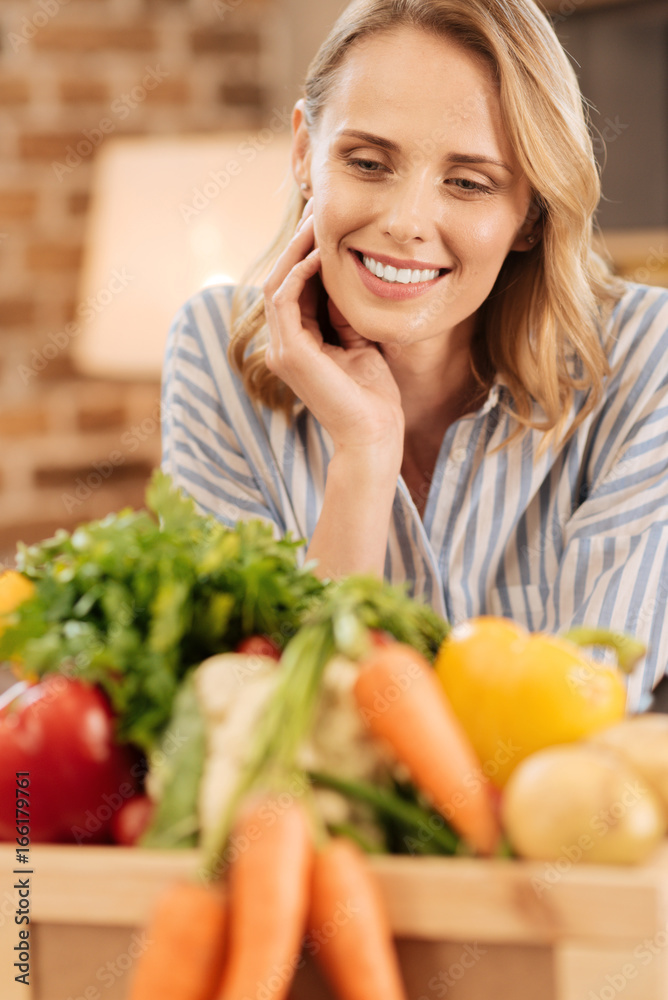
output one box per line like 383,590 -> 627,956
162,282 -> 668,709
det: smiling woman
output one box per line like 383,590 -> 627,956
161,0 -> 668,710
293,30 -> 534,334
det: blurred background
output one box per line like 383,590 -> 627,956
0,0 -> 666,565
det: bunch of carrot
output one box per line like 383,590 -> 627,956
129,794 -> 406,1000
129,639 -> 499,999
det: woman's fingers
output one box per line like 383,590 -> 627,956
266,246 -> 321,325
327,298 -> 370,351
263,198 -> 315,325
297,196 -> 314,226
264,218 -> 320,331
264,214 -> 323,376
264,211 -> 316,298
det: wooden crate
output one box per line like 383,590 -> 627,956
2,843 -> 668,1000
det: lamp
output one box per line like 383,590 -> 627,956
72,129 -> 293,379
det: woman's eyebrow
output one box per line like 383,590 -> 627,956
337,128 -> 401,153
336,129 -> 513,174
450,152 -> 514,174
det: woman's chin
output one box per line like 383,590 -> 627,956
331,299 -> 439,347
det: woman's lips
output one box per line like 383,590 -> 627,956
352,248 -> 447,271
348,249 -> 450,301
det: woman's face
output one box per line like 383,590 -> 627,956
293,27 -> 535,350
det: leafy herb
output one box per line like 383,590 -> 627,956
1,471 -> 455,863
0,471 -> 324,751
301,574 -> 449,662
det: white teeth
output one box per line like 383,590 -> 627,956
362,254 -> 441,283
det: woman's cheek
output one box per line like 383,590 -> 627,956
313,212 -> 335,259
312,199 -> 341,253
467,204 -> 527,257
465,215 -> 503,250
311,217 -> 337,304
312,212 -> 341,286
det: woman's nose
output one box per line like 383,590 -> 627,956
380,176 -> 436,244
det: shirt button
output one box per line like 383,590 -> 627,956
452,447 -> 468,464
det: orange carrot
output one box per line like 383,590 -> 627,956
217,793 -> 313,1000
128,880 -> 227,1000
307,836 -> 407,1000
353,642 -> 500,855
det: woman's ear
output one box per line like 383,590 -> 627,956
511,200 -> 543,252
511,229 -> 541,252
291,99 -> 312,194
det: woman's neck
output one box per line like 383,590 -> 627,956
383,324 -> 486,439
381,327 -> 487,516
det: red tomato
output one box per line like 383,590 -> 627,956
235,635 -> 281,660
0,677 -> 142,844
369,629 -> 395,648
110,794 -> 154,846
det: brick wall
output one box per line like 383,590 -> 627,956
0,0 -> 281,566
1,0 -> 664,569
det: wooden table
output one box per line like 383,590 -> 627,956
2,843 -> 668,1000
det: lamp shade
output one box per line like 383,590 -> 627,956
72,130 -> 293,379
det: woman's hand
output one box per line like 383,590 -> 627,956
263,200 -> 404,578
263,201 -> 404,466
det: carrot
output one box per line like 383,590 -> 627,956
353,642 -> 500,855
128,880 -> 227,1000
307,836 -> 407,1000
217,792 -> 313,1000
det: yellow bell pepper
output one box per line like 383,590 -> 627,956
435,616 -> 642,788
0,570 -> 35,624
0,571 -> 36,676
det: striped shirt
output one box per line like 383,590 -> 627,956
162,281 -> 668,709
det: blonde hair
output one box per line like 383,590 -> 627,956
229,0 -> 623,442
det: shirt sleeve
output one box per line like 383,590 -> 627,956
551,285 -> 668,707
161,286 -> 288,534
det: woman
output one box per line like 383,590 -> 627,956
162,0 -> 668,707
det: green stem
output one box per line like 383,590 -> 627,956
561,626 -> 646,674
201,623 -> 336,877
302,780 -> 330,852
327,821 -> 385,855
309,770 -> 459,854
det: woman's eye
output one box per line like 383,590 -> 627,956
449,178 -> 491,194
348,158 -> 386,174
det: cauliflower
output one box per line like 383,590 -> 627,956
195,653 -> 281,841
195,652 -> 392,847
297,656 -> 393,837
